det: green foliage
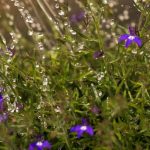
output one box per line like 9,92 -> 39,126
0,0 -> 150,149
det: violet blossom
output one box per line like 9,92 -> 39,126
0,95 -> 4,110
118,26 -> 142,48
70,11 -> 85,24
29,140 -> 52,150
93,50 -> 104,59
70,118 -> 94,138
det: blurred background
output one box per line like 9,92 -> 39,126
0,0 -> 141,49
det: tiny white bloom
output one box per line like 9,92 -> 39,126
80,125 -> 87,131
128,36 -> 135,40
36,141 -> 43,146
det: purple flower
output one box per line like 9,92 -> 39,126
93,50 -> 104,59
0,113 -> 8,123
7,47 -> 16,57
91,106 -> 100,114
118,26 -> 142,48
29,140 -> 52,150
70,118 -> 94,138
70,11 -> 85,24
0,95 -> 4,110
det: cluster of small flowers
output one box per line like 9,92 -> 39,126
28,118 -> 94,150
70,11 -> 142,60
0,93 -> 94,149
0,11 -> 143,150
31,25 -> 142,150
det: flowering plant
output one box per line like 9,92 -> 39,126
118,26 -> 142,48
0,0 -> 149,149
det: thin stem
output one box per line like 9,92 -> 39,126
28,1 -> 52,37
0,72 -> 19,99
43,0 -> 56,18
36,0 -> 62,36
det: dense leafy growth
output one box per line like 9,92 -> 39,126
0,0 -> 150,149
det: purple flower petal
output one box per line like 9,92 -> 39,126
118,34 -> 129,43
128,26 -> 136,35
29,140 -> 52,150
0,95 -> 4,104
134,36 -> 142,47
0,95 -> 3,110
70,125 -> 84,138
76,11 -> 85,21
70,119 -> 94,138
70,126 -> 76,132
0,95 -> 3,102
85,126 -> 94,136
42,141 -> 52,149
93,51 -> 104,59
82,118 -> 88,125
125,39 -> 133,48
118,26 -> 142,48
70,11 -> 85,23
70,125 -> 80,132
29,142 -> 36,150
77,130 -> 84,138
70,14 -> 77,23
